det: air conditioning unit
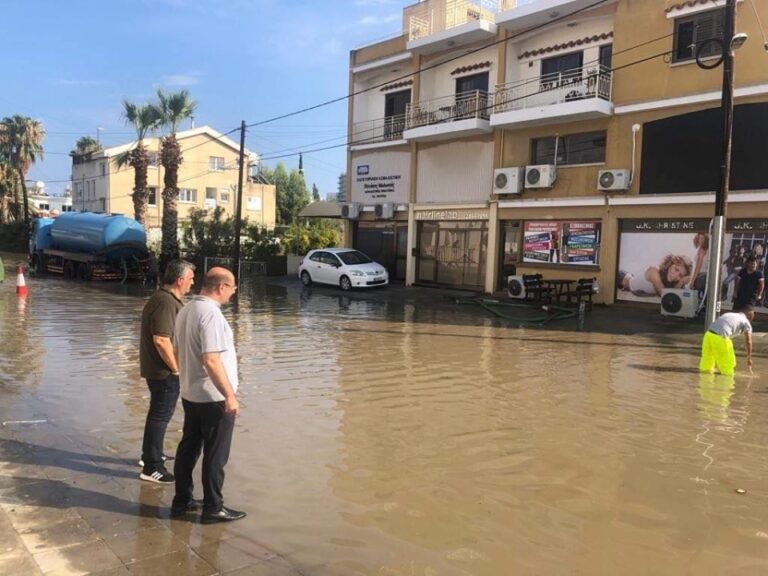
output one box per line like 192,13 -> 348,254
374,202 -> 394,219
660,288 -> 699,318
341,202 -> 361,219
525,165 -> 556,189
507,275 -> 526,300
598,169 -> 631,191
493,167 -> 524,195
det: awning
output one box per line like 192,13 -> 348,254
299,201 -> 343,218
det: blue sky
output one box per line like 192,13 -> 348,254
1,0 -> 409,199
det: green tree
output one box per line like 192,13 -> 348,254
312,183 -> 320,202
70,136 -> 102,157
0,115 -> 45,229
113,101 -> 160,226
281,219 -> 340,255
153,89 -> 197,266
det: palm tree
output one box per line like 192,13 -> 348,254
70,136 -> 101,158
153,89 -> 197,265
0,158 -> 13,224
114,101 -> 160,226
0,115 -> 45,231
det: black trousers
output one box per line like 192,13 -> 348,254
173,399 -> 235,513
141,375 -> 180,473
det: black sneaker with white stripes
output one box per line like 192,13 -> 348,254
139,468 -> 175,484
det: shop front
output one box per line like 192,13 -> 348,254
414,208 -> 490,290
354,220 -> 408,282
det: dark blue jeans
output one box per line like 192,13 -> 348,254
141,374 -> 180,473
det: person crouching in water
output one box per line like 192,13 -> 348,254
700,306 -> 754,376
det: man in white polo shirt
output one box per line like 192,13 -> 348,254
171,267 -> 245,523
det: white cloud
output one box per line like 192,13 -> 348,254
159,73 -> 202,87
357,13 -> 400,26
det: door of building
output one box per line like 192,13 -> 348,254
417,221 -> 488,290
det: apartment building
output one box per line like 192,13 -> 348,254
345,0 -> 768,307
71,125 -> 277,231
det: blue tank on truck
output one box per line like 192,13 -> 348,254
50,212 -> 147,254
30,213 -> 150,281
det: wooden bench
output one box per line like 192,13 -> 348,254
565,278 -> 596,310
522,273 -> 553,303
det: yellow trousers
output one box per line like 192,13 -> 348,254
699,331 -> 736,376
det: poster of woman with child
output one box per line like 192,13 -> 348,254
616,218 -> 768,312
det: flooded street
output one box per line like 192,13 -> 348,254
2,276 -> 768,575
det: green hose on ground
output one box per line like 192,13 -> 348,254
455,296 -> 578,324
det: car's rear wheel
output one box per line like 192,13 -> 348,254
300,270 -> 312,286
339,275 -> 352,291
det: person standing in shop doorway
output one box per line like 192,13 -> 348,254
138,259 -> 196,484
733,256 -> 765,310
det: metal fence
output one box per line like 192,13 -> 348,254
203,257 -> 267,278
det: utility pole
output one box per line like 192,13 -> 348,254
704,0 -> 738,326
233,120 -> 246,284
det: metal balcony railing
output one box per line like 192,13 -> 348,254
493,66 -> 613,113
405,90 -> 492,130
404,0 -> 505,41
352,114 -> 407,146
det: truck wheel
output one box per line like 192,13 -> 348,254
77,263 -> 92,282
31,255 -> 42,275
63,261 -> 75,280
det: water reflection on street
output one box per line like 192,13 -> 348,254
1,276 -> 767,574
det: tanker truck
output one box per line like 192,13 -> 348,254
30,212 -> 149,281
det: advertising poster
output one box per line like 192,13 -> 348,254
616,218 -> 768,312
523,221 -> 601,265
523,222 -> 559,263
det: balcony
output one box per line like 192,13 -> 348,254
491,66 -> 614,129
403,90 -> 493,141
404,0 -> 513,54
350,114 -> 407,151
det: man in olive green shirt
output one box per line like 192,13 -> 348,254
138,259 -> 195,484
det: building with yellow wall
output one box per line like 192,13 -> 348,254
71,125 -> 276,232
345,0 -> 768,310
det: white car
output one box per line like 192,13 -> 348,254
299,248 -> 389,291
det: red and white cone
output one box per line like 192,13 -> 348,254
16,265 -> 28,297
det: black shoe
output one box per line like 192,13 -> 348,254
170,499 -> 203,518
200,506 -> 247,524
139,468 -> 175,484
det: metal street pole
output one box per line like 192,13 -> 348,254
705,0 -> 737,326
233,120 -> 246,284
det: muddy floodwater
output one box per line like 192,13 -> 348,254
1,276 -> 768,575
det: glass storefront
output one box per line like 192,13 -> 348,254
416,221 -> 488,290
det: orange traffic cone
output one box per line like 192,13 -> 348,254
16,265 -> 28,297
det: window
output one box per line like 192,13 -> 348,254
455,72 -> 489,95
75,182 -> 82,199
148,187 -> 157,206
599,44 -> 612,70
148,152 -> 159,168
39,203 -> 50,210
523,221 -> 601,265
531,130 -> 607,166
541,51 -> 583,85
321,253 -> 342,266
220,189 -> 230,203
309,252 -> 323,262
205,187 -> 217,200
179,188 -> 197,203
100,162 -> 106,176
673,8 -> 724,63
62,205 -> 73,212
209,156 -> 226,171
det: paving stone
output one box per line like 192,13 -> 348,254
125,548 -> 216,576
18,517 -> 99,554
105,525 -> 187,564
33,539 -> 123,576
193,535 -> 277,573
0,549 -> 43,575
